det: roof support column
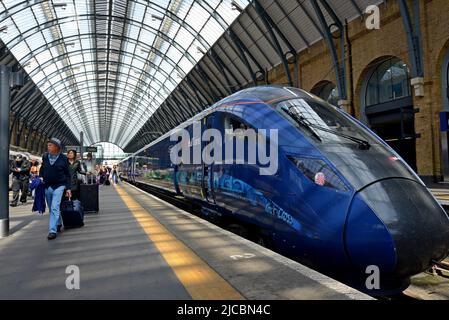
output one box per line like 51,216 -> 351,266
253,0 -> 295,87
209,49 -> 236,94
310,0 -> 348,103
228,30 -> 257,86
398,0 -> 425,96
0,65 -> 23,238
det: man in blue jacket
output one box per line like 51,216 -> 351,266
39,138 -> 71,240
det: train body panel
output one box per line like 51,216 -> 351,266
119,86 -> 449,294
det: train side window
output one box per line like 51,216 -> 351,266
288,156 -> 348,191
224,115 -> 250,131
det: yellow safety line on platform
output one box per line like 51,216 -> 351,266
114,184 -> 244,300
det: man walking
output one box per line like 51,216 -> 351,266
9,154 -> 31,207
39,138 -> 71,240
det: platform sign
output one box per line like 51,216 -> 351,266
440,112 -> 449,132
85,147 -> 98,153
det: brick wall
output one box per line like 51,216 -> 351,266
265,0 -> 449,181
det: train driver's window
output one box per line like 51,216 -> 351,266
223,115 -> 252,132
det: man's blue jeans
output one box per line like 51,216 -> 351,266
45,186 -> 65,234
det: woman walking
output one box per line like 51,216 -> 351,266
67,149 -> 85,200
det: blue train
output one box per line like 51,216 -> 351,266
119,86 -> 449,294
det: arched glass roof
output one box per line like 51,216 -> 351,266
92,141 -> 127,159
0,0 -> 250,147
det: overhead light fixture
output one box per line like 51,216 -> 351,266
231,1 -> 244,12
53,3 -> 67,10
66,42 -> 76,48
151,15 -> 163,21
0,26 -> 8,33
197,46 -> 206,55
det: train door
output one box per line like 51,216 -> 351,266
201,115 -> 218,205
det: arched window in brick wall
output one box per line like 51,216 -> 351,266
365,57 -> 411,107
311,81 -> 339,106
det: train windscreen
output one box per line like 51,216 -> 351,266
275,98 -> 420,190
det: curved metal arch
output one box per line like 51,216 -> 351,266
9,76 -> 42,108
30,104 -> 66,131
2,0 -> 247,148
44,74 -> 164,116
120,112 -> 172,147
29,52 -> 180,111
44,123 -> 68,144
166,94 -> 193,120
36,112 -> 71,137
41,121 -> 76,144
17,96 -> 48,132
29,49 -> 179,96
13,95 -> 47,138
88,141 -> 126,151
33,73 -> 168,134
47,98 -> 158,131
178,83 -> 204,112
37,111 -> 67,136
47,116 -> 78,141
10,85 -> 39,114
194,62 -> 227,100
9,81 -> 37,110
55,88 -> 156,115
21,33 -> 187,87
3,0 -> 220,55
40,78 -> 174,139
172,88 -> 201,114
3,13 -> 199,67
39,62 -> 169,106
46,84 -> 165,132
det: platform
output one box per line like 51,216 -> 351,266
0,183 -> 371,300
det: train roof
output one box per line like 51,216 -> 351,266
130,86 -> 330,157
214,86 -> 322,107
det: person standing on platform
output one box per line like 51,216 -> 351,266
94,164 -> 100,184
30,160 -> 40,199
83,152 -> 95,184
30,160 -> 39,178
67,149 -> 85,201
9,154 -> 31,207
39,138 -> 71,240
111,165 -> 119,185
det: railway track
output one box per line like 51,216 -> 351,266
402,260 -> 449,300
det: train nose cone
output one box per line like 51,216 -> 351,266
345,178 -> 449,278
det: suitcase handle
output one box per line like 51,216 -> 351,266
85,173 -> 95,185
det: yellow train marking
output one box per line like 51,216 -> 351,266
115,184 -> 244,300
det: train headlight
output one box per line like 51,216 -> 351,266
314,172 -> 326,186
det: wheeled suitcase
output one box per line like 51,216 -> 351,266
79,178 -> 99,213
61,199 -> 84,229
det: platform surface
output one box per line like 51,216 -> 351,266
0,183 -> 372,300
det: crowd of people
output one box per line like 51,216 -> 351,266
9,138 -> 121,240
